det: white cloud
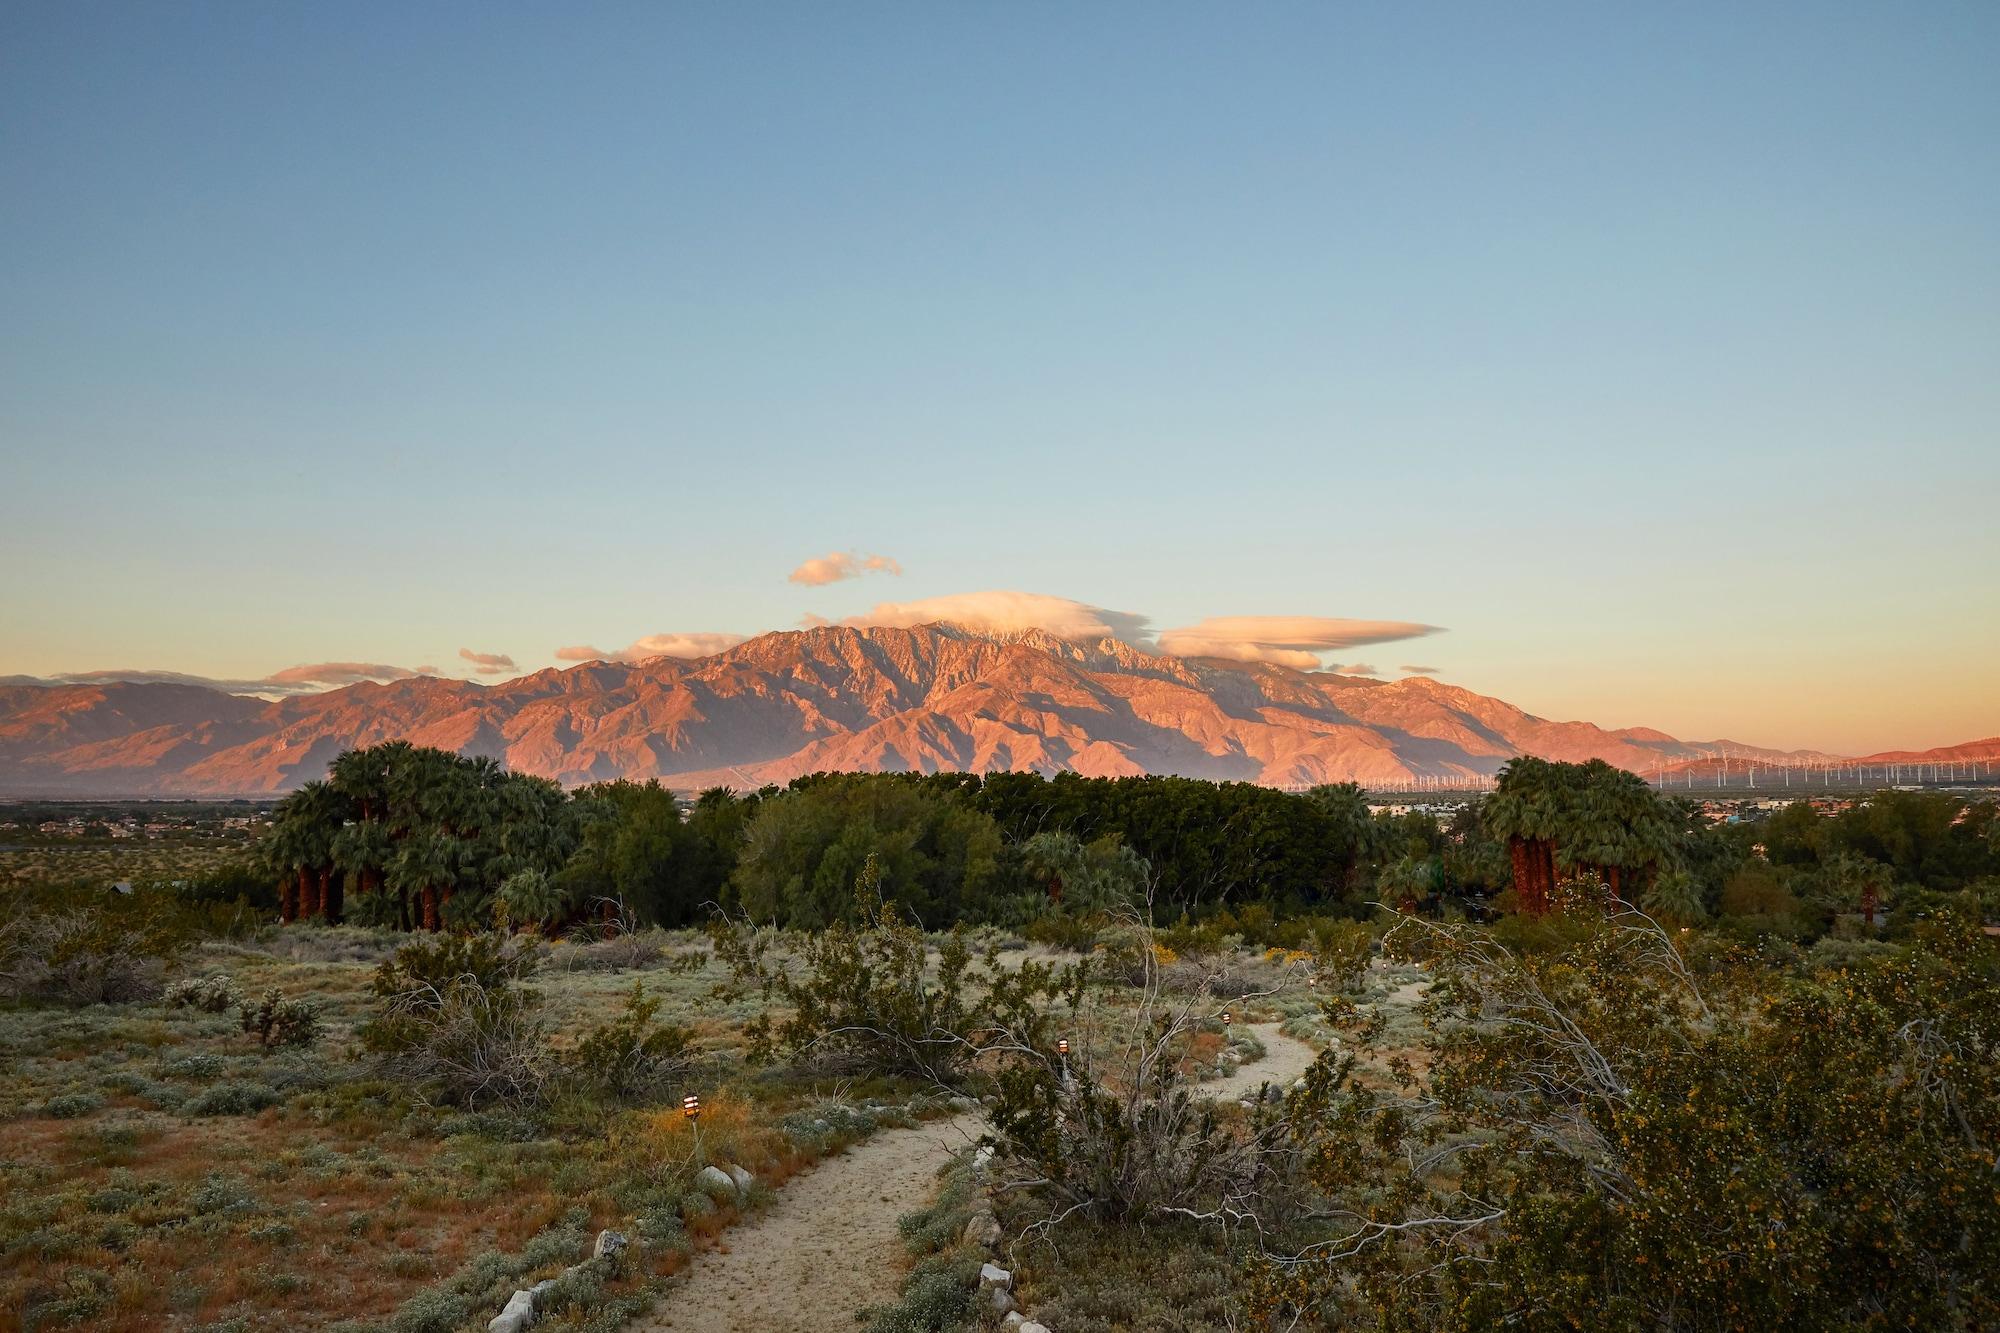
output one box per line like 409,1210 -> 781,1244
1156,616 -> 1442,667
557,633 -> 748,664
1400,664 -> 1441,676
788,551 -> 904,586
837,591 -> 1152,643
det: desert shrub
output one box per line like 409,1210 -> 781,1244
161,1052 -> 225,1080
21,1267 -> 113,1327
188,1172 -> 254,1215
560,981 -> 695,1100
988,923 -> 1298,1232
1257,908 -> 2000,1331
1303,917 -> 1374,992
237,987 -> 322,1048
718,893 -> 1084,1085
41,1091 -> 105,1119
859,1249 -> 981,1333
1022,911 -> 1108,951
552,930 -> 669,973
183,1081 -> 280,1117
162,974 -> 245,1014
1013,1221 -> 1244,1333
360,933 -> 547,1106
155,860 -> 278,913
386,1288 -> 470,1333
0,887 -> 192,1005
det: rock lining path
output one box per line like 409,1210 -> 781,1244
1204,1021 -> 1321,1101
634,1113 -> 983,1333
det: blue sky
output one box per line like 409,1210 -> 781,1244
2,2 -> 1996,752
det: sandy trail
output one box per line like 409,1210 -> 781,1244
1204,1022 -> 1320,1100
631,1026 -> 1317,1330
636,1112 -> 984,1333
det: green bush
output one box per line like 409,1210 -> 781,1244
719,892 -> 1084,1085
560,981 -> 695,1100
386,1288 -> 469,1333
359,933 -> 547,1106
41,1092 -> 105,1119
182,1081 -> 280,1117
0,886 -> 193,1005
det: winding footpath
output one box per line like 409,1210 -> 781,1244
634,1113 -> 983,1333
1204,1021 -> 1321,1101
630,1027 -> 1319,1331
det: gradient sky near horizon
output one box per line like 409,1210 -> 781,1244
2,3 -> 1996,755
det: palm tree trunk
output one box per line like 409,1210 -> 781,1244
420,886 -> 441,932
1510,837 -> 1548,916
279,872 -> 297,923
322,868 -> 343,925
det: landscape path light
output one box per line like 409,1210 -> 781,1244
682,1093 -> 704,1166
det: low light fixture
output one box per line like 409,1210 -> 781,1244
1222,1010 -> 1233,1027
1057,1038 -> 1070,1057
682,1094 -> 701,1121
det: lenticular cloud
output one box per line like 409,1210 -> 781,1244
1155,616 -> 1442,667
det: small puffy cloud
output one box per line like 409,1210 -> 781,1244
557,633 -> 748,664
1156,616 -> 1442,668
788,551 -> 904,587
1328,663 -> 1382,677
457,648 -> 517,677
838,591 -> 1151,644
1400,664 -> 1441,676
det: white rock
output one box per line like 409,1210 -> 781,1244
725,1163 -> 754,1195
979,1261 -> 1012,1291
1002,1314 -> 1026,1328
488,1289 -> 536,1333
696,1165 -> 737,1198
990,1286 -> 1016,1316
528,1279 -> 559,1309
1020,1324 -> 1050,1333
592,1229 -> 628,1261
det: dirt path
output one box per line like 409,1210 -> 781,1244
1204,1021 -> 1320,1100
636,1112 -> 984,1333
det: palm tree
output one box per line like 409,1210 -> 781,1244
1486,758 -> 1682,916
1484,758 -> 1565,915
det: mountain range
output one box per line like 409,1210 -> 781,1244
0,623 -> 1986,796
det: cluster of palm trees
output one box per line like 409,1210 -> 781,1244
263,742 -> 583,931
1483,756 -> 1685,915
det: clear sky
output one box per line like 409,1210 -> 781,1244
2,2 -> 1995,754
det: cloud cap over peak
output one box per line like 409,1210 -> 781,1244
1157,617 -> 1444,669
837,590 -> 1151,644
557,632 -> 749,664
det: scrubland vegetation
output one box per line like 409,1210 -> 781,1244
3,747 -> 1997,1331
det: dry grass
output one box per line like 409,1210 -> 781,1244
0,915 -> 967,1333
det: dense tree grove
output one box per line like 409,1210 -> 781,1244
262,746 -> 2000,945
